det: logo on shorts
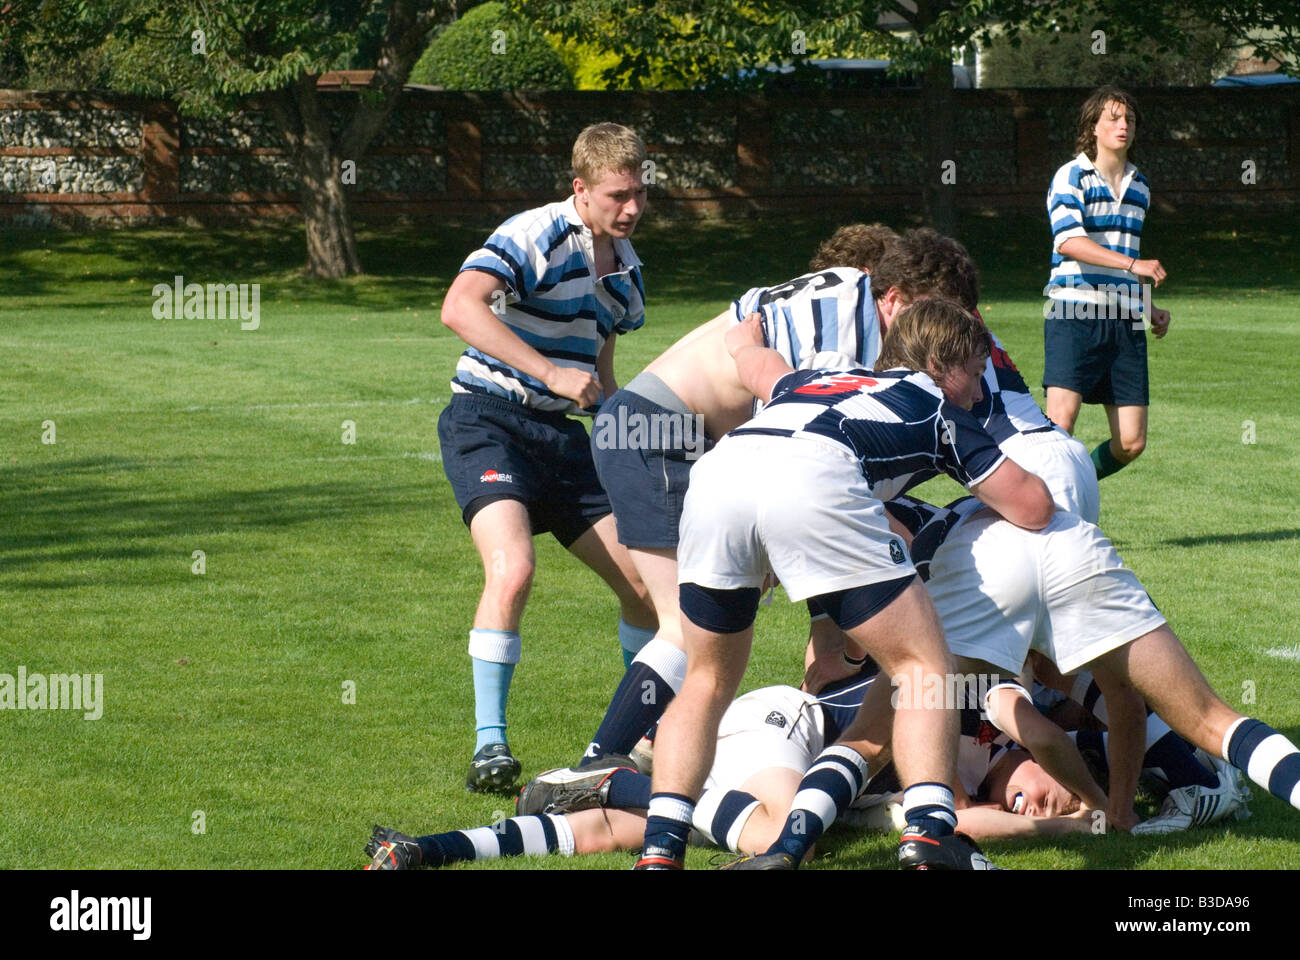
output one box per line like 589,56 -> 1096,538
479,469 -> 514,484
764,711 -> 787,728
889,540 -> 905,564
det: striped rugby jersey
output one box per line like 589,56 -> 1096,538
1045,152 -> 1150,320
731,267 -> 880,372
884,494 -> 986,581
730,368 -> 1005,501
972,330 -> 1056,445
452,196 -> 646,414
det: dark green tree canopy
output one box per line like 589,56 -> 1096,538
411,2 -> 573,90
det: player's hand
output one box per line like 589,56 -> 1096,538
802,653 -> 859,696
1105,804 -> 1140,833
1149,306 -> 1171,339
546,366 -> 602,408
725,311 -> 765,358
1130,258 -> 1167,288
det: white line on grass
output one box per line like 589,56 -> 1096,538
1264,645 -> 1300,662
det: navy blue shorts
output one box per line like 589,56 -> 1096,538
1043,314 -> 1149,407
590,381 -> 710,549
437,392 -> 611,548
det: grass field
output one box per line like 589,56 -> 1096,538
1,207 -> 1298,871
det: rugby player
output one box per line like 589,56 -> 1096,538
881,492 -> 1297,834
635,301 -> 1055,871
437,123 -> 657,791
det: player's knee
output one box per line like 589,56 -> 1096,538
1115,433 -> 1146,462
483,553 -> 535,601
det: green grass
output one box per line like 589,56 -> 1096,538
1,207 -> 1298,870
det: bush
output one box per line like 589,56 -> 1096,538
980,20 -> 1238,88
410,3 -> 573,91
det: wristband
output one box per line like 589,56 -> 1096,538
843,650 -> 869,667
1128,257 -> 1137,272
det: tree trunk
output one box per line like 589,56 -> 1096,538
920,56 -> 958,237
299,143 -> 361,278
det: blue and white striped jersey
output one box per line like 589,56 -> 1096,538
972,330 -> 1055,445
1045,152 -> 1150,319
452,196 -> 646,414
730,368 -> 1006,501
732,268 -> 880,372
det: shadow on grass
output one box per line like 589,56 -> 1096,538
0,456 -> 429,579
1162,528 -> 1300,548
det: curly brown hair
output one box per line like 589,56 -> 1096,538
876,299 -> 991,375
1075,85 -> 1140,161
808,223 -> 900,273
869,228 -> 979,311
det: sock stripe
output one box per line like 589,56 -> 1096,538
648,793 -> 695,826
548,814 -> 575,857
632,637 -> 688,691
498,819 -> 524,856
538,812 -> 558,851
1264,743 -> 1300,802
515,815 -> 549,856
462,826 -> 502,860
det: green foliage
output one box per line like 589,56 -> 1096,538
410,2 -> 572,90
981,19 -> 1240,88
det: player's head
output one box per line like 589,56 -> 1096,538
1076,85 -> 1140,161
572,123 -> 649,240
877,299 -> 990,410
809,223 -> 900,273
869,228 -> 979,331
1003,753 -> 1082,818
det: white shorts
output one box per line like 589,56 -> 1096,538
925,510 -> 1166,675
1000,428 -> 1100,524
704,686 -> 827,793
677,435 -> 915,602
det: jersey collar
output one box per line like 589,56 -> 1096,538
561,195 -> 643,275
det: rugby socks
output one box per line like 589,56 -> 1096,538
618,620 -> 656,670
641,793 -> 695,864
901,782 -> 958,836
693,789 -> 760,853
1091,440 -> 1127,480
416,814 -> 575,867
580,636 -> 686,766
766,746 -> 870,860
606,768 -> 652,809
1224,717 -> 1300,810
468,629 -> 520,752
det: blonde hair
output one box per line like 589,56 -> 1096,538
809,223 -> 899,273
572,123 -> 647,186
876,299 -> 991,376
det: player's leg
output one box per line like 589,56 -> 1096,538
578,544 -> 686,764
564,512 -> 658,648
1102,402 -> 1148,467
1103,626 -> 1300,813
638,604 -> 755,869
1045,385 -> 1084,434
463,498 -> 535,790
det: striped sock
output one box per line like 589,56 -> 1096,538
642,793 -> 695,863
416,814 -> 574,866
766,745 -> 869,860
581,637 -> 686,765
902,782 -> 957,835
1224,717 -> 1300,810
692,789 -> 760,853
618,620 -> 656,669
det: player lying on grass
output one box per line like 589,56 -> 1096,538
870,491 -> 1297,834
584,230 -> 1098,773
634,301 -> 1055,871
364,681 -> 871,869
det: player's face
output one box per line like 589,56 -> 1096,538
931,354 -> 986,411
574,167 -> 648,240
1093,101 -> 1136,155
1006,759 -> 1081,818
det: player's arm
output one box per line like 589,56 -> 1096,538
1057,237 -> 1166,288
726,311 -> 794,403
987,685 -> 1109,813
968,459 -> 1054,531
441,269 -> 600,408
956,804 -> 1095,840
